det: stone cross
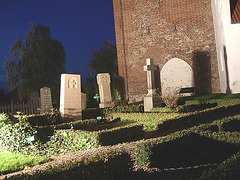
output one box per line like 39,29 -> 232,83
144,58 -> 157,96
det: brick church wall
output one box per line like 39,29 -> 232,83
113,0 -> 220,102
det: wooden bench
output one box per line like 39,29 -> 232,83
179,87 -> 195,96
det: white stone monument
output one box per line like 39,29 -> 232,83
97,73 -> 113,108
144,58 -> 161,112
60,74 -> 82,121
40,87 -> 53,113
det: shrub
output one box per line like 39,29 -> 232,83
103,103 -> 144,117
156,86 -> 180,109
98,124 -> 144,146
176,103 -> 218,113
0,122 -> 38,153
0,113 -> 13,128
82,108 -> 103,120
198,151 -> 240,180
2,148 -> 132,180
52,118 -> 99,130
42,129 -> 99,155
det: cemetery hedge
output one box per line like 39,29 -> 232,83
1,115 -> 240,179
97,123 -> 144,146
198,151 -> 240,180
1,95 -> 240,179
1,148 -> 132,180
135,115 -> 240,166
109,103 -> 240,132
157,104 -> 240,134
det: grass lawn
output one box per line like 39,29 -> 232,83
0,151 -> 50,175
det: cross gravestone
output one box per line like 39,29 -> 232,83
144,58 -> 161,112
60,74 -> 82,121
97,73 -> 113,108
40,87 -> 53,113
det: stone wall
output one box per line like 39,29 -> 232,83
113,0 -> 220,103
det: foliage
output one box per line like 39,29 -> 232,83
0,88 -> 6,105
87,40 -> 119,91
0,122 -> 38,153
0,113 -> 13,128
103,103 -> 144,118
44,108 -> 62,125
86,40 -> 119,107
156,86 -> 180,109
1,148 -> 131,180
0,151 -> 49,175
52,118 -> 99,130
4,23 -> 66,101
198,151 -> 240,180
176,102 -> 218,113
144,123 -> 156,131
98,124 -> 144,146
42,129 -> 99,155
110,112 -> 180,124
82,108 -> 102,120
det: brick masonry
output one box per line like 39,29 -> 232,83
113,0 -> 220,103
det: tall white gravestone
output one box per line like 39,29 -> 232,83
144,58 -> 161,112
97,73 -> 113,108
40,87 -> 53,113
60,74 -> 82,121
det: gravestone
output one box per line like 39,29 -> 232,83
144,58 -> 161,112
40,87 -> 53,113
97,73 -> 113,108
60,74 -> 82,121
161,58 -> 194,96
81,93 -> 87,110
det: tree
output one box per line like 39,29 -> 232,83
4,24 -> 66,102
86,40 -> 119,107
87,40 -> 119,104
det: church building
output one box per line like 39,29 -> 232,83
112,0 -> 240,103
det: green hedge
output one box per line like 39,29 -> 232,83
98,124 -> 144,146
82,108 -> 103,120
157,104 -> 240,135
38,123 -> 143,154
1,148 -> 131,180
198,151 -> 240,180
103,103 -> 144,116
51,119 -> 99,130
176,103 -> 217,113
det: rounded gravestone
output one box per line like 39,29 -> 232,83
161,58 -> 194,91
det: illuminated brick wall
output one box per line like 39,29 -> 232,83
113,0 -> 220,102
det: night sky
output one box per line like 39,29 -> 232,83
0,0 -> 116,93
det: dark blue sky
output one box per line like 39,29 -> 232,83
0,0 -> 116,93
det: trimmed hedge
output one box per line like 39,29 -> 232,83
135,131 -> 192,167
103,103 -> 144,115
157,104 -> 240,135
176,103 -> 217,113
52,119 -> 99,130
135,129 -> 240,169
82,108 -> 103,120
1,148 -> 132,180
98,124 -> 144,146
198,151 -> 240,180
